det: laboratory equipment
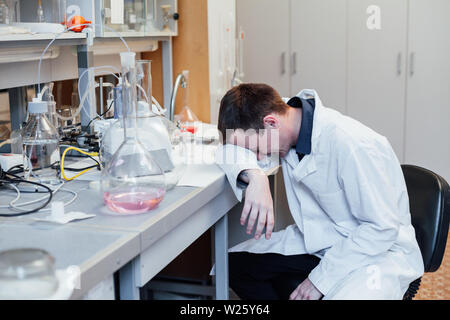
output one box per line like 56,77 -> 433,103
101,52 -> 166,214
158,3 -> 178,32
171,70 -> 200,133
0,0 -> 9,24
41,82 -> 59,130
9,127 -> 22,154
10,0 -> 67,33
0,248 -> 58,299
100,0 -> 146,34
161,4 -> 171,31
33,0 -> 66,25
22,94 -> 60,184
136,60 -> 152,110
8,0 -> 20,23
99,60 -> 185,190
66,15 -> 90,32
169,70 -> 188,121
37,0 -> 45,22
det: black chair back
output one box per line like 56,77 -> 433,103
402,165 -> 450,272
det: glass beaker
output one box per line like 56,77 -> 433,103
0,248 -> 58,299
101,52 -> 166,214
136,60 -> 152,110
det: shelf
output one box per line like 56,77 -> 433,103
0,32 -> 88,48
0,32 -> 86,42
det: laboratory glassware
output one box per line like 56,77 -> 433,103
0,248 -> 58,299
41,82 -> 58,130
22,95 -> 60,184
136,60 -> 152,109
16,0 -> 66,25
173,71 -> 200,134
101,52 -> 166,214
37,0 -> 45,22
10,127 -> 22,154
100,60 -> 185,190
7,0 -> 20,23
102,0 -> 145,34
0,0 -> 9,24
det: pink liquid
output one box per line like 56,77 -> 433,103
103,188 -> 165,214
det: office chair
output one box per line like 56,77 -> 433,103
272,165 -> 450,300
402,165 -> 450,300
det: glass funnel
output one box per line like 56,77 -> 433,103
101,52 -> 166,215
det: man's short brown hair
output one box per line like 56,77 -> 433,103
217,83 -> 288,141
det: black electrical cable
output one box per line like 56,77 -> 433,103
86,99 -> 115,129
7,164 -> 24,175
63,164 -> 99,172
0,172 -> 53,217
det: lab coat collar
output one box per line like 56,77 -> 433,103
286,89 -> 325,181
293,89 -> 325,154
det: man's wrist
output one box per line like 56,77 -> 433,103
240,169 -> 265,182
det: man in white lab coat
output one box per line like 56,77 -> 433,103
216,83 -> 424,300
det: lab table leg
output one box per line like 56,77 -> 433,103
214,214 -> 229,300
119,259 -> 140,300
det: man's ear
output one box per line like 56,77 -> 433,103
263,114 -> 280,129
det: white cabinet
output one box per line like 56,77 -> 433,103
237,0 -> 450,180
208,0 -> 237,124
346,0 -> 408,160
290,0 -> 347,113
236,0 -> 290,97
237,0 -> 346,108
404,0 -> 450,181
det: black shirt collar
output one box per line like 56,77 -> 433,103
287,96 -> 315,159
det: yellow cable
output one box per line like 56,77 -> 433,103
0,139 -> 11,149
60,146 -> 99,181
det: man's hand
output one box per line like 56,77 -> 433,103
240,169 -> 274,240
289,278 -> 323,300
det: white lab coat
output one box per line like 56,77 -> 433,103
216,89 -> 424,299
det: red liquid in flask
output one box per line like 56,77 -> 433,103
103,188 -> 165,214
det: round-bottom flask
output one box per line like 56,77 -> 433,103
101,132 -> 166,215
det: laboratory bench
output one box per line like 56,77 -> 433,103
0,164 -> 237,300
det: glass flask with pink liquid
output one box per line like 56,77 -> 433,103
101,52 -> 166,215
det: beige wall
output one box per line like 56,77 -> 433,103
143,0 -> 211,123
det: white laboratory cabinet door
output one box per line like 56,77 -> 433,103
208,0 -> 236,124
404,0 -> 450,182
346,0 -> 408,161
290,0 -> 347,113
236,0 -> 290,97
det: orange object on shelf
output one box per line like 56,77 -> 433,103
181,125 -> 197,134
66,15 -> 91,32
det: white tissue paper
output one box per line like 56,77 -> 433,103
34,212 -> 95,224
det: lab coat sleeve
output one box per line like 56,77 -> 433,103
308,144 -> 403,296
215,144 -> 261,201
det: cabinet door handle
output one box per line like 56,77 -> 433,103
409,52 -> 415,76
281,52 -> 286,75
397,52 -> 402,76
292,52 -> 297,75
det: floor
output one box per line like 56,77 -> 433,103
415,231 -> 450,300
